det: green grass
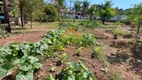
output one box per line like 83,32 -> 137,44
11,22 -> 60,33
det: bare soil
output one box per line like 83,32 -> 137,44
0,31 -> 46,46
87,28 -> 142,80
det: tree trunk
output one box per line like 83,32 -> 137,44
30,16 -> 33,29
14,5 -> 19,25
90,14 -> 93,21
102,17 -> 105,24
3,0 -> 11,33
19,0 -> 24,27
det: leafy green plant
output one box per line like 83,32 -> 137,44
80,21 -> 105,28
0,42 -> 43,80
44,4 -> 58,22
82,34 -> 100,47
60,53 -> 68,64
14,56 -> 42,80
53,61 -> 96,80
0,24 -> 10,39
50,66 -> 56,72
110,72 -> 122,80
45,74 -> 55,80
92,47 -> 108,64
111,28 -> 121,39
76,47 -> 83,56
0,27 -> 102,80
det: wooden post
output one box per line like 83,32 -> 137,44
3,0 -> 11,33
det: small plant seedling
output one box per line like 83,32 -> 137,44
92,47 -> 108,65
76,47 -> 83,56
92,47 -> 101,58
61,53 -> 68,64
110,72 -> 122,80
45,74 -> 55,80
50,66 -> 56,72
112,28 -> 121,39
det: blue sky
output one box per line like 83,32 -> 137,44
65,0 -> 142,9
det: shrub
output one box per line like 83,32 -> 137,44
44,4 -> 58,22
111,28 -> 121,39
79,20 -> 105,28
0,24 -> 10,39
47,61 -> 96,80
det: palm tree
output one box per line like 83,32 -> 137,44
99,1 -> 115,24
3,0 -> 11,33
87,5 -> 98,21
82,0 -> 89,19
74,0 -> 81,18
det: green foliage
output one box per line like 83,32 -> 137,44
44,27 -> 100,47
87,5 -> 99,20
54,61 -> 96,80
45,74 -> 55,80
82,0 -> 90,17
61,53 -> 68,63
80,21 -> 105,28
57,0 -> 66,8
74,0 -> 82,13
99,1 -> 116,24
0,27 -> 101,79
60,22 -> 79,29
0,24 -> 10,39
44,4 -> 58,22
126,4 -> 142,34
92,47 -> 107,64
110,22 -> 121,39
15,56 -> 42,80
110,72 -> 122,80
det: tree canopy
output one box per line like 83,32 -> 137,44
99,1 -> 116,24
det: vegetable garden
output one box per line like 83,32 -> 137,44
0,0 -> 142,80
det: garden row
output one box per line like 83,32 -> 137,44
0,27 -> 103,80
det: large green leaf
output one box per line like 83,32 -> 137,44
28,56 -> 39,64
33,63 -> 42,69
0,68 -> 7,77
16,70 -> 33,80
45,74 -> 55,80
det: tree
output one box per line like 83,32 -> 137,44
3,0 -> 11,33
99,1 -> 115,24
19,0 -> 25,27
82,0 -> 89,18
87,5 -> 98,21
24,0 -> 44,28
73,0 -> 81,17
57,0 -> 65,8
44,4 -> 58,22
126,4 -> 142,34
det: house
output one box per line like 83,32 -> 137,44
59,9 -> 82,19
109,15 -> 126,22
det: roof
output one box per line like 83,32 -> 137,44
60,9 -> 75,13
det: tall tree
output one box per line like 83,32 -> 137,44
87,5 -> 98,21
126,4 -> 142,34
24,0 -> 44,28
99,1 -> 115,24
3,0 -> 11,33
19,0 -> 25,27
82,0 -> 89,18
57,0 -> 65,8
74,0 -> 81,17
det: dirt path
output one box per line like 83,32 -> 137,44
0,31 -> 46,46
